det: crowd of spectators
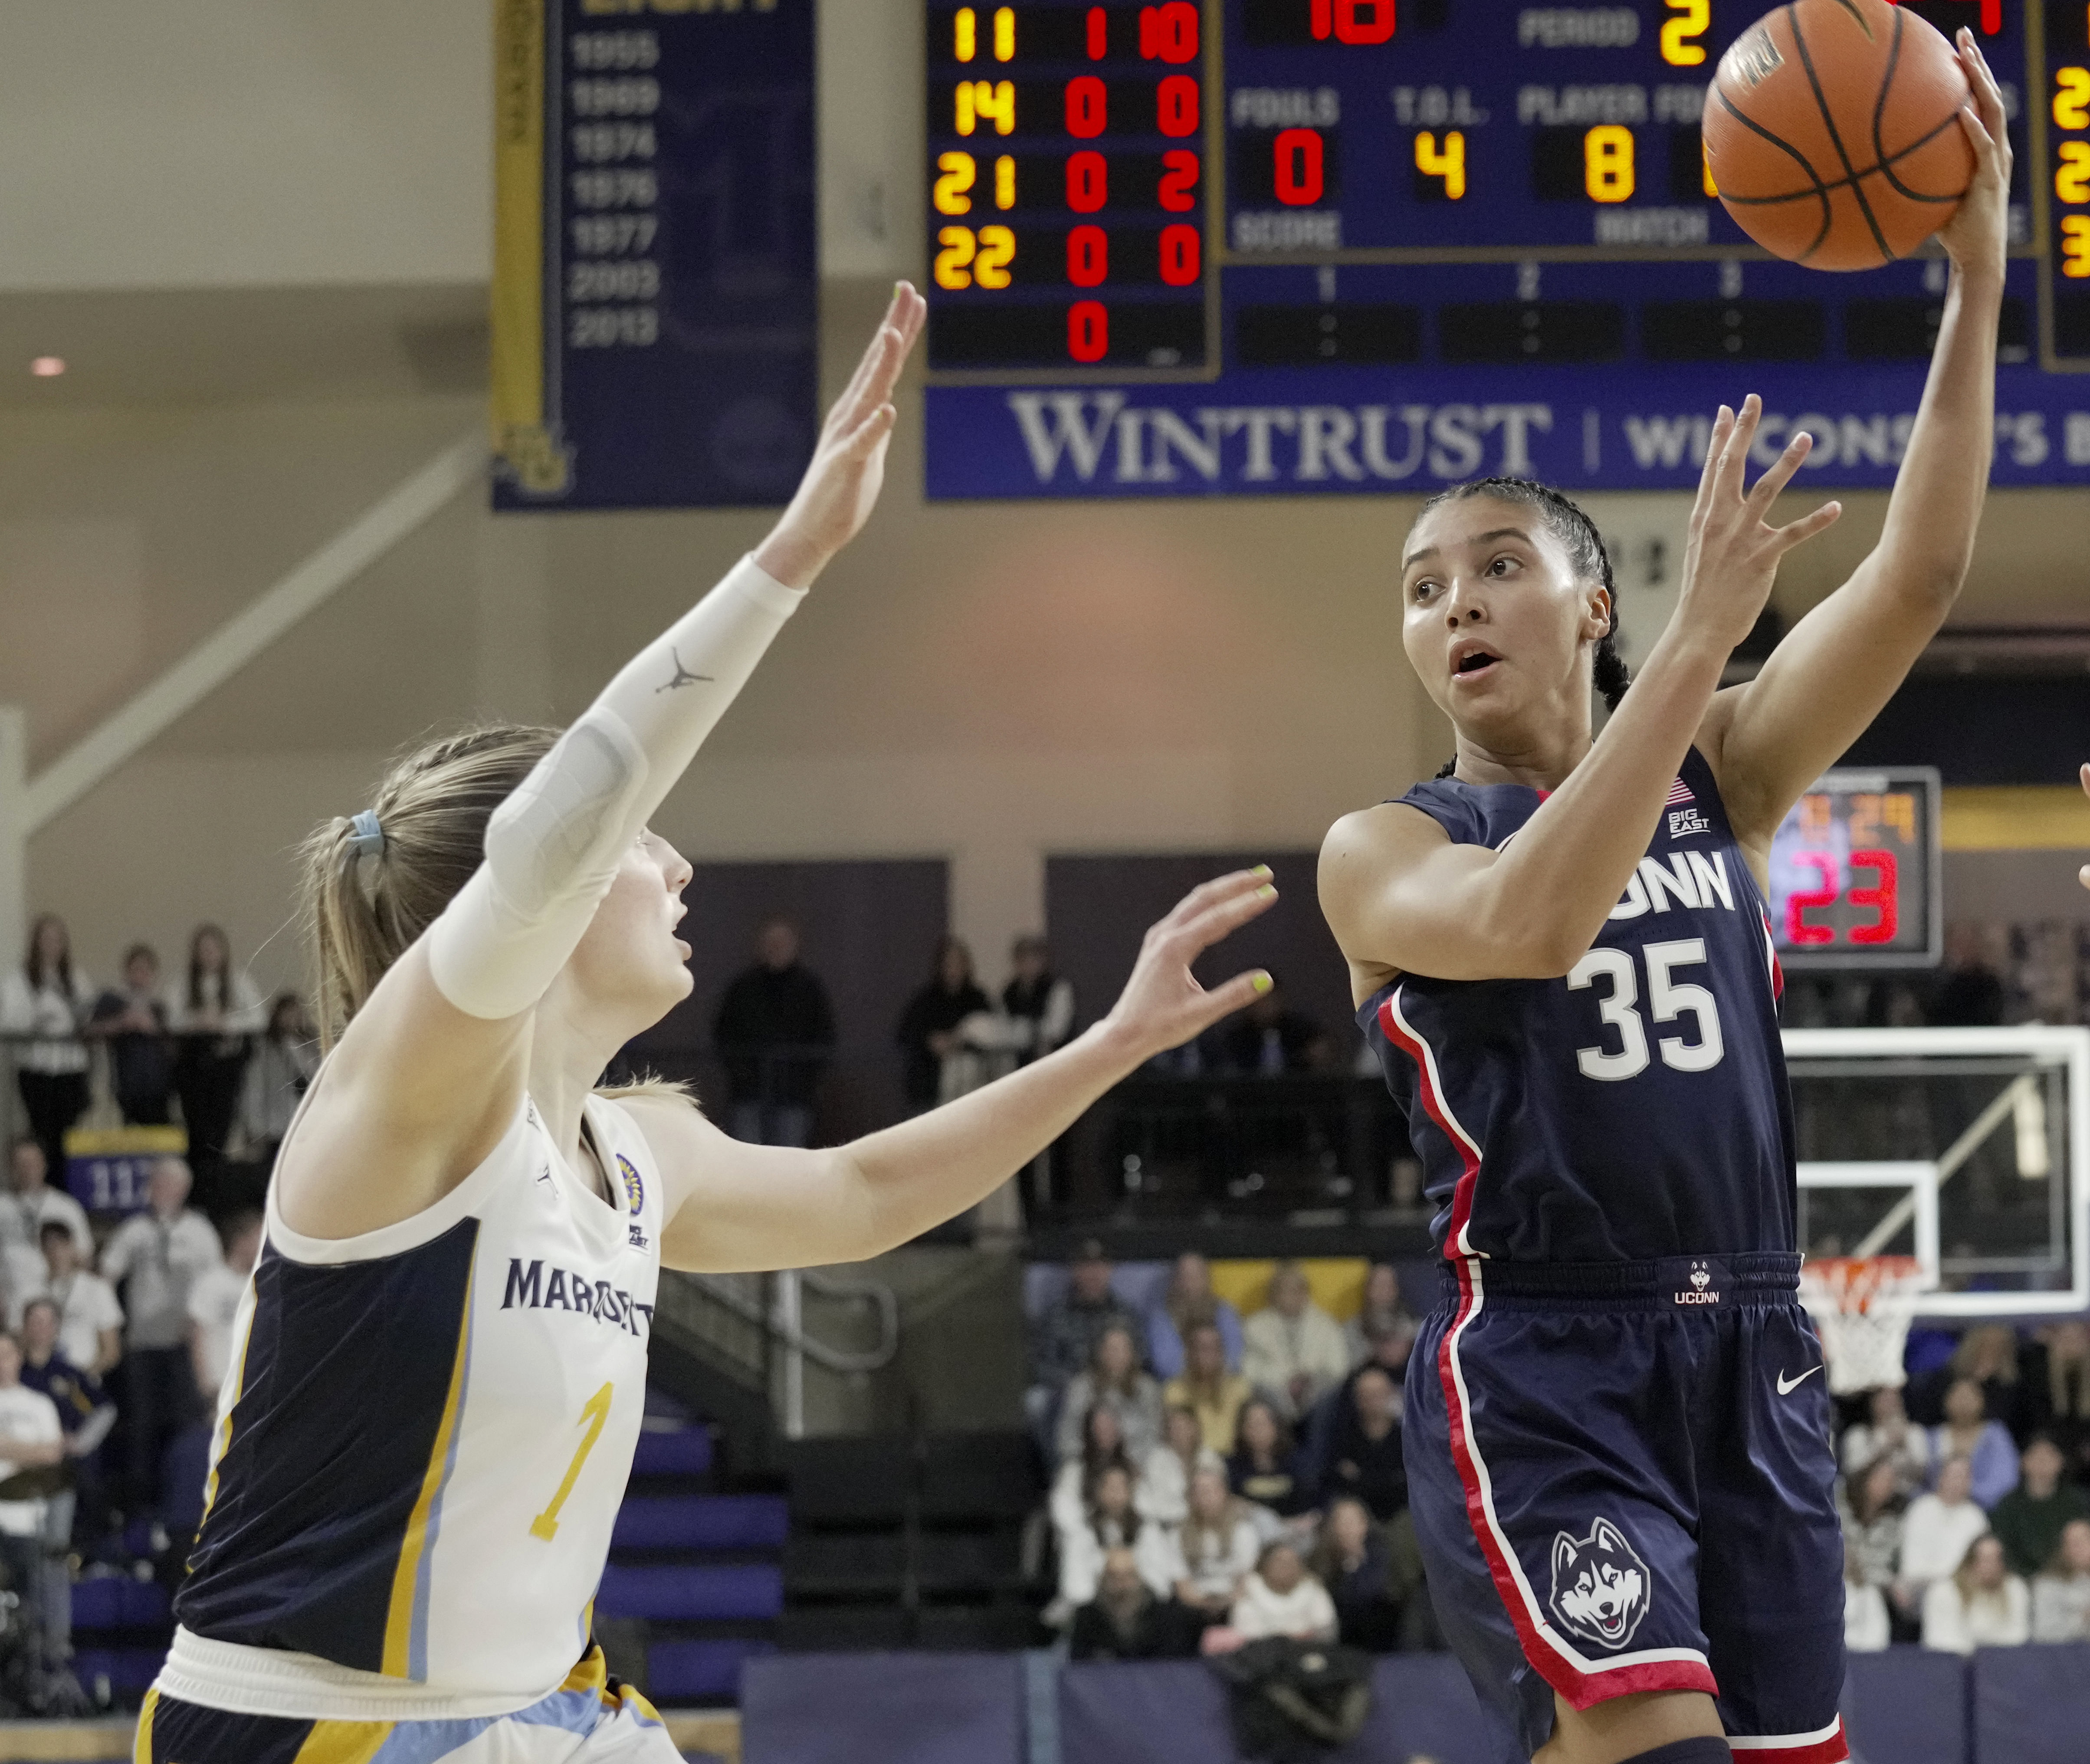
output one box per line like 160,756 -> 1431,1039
1029,1246 -> 1438,1660
1836,1323 -> 2090,1656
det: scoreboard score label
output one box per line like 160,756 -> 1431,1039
923,0 -> 2090,499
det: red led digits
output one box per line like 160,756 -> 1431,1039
1157,74 -> 1199,136
1139,3 -> 1199,61
1158,149 -> 1199,210
1785,853 -> 1837,946
1068,299 -> 1109,361
1067,223 -> 1109,286
1158,223 -> 1201,284
1274,128 -> 1326,205
1311,0 -> 1397,43
1846,850 -> 1900,946
1066,75 -> 1107,138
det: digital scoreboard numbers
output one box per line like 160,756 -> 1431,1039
492,0 -> 817,511
926,2 -> 1217,370
919,2 -> 2090,496
1769,769 -> 1943,969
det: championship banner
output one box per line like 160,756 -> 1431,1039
491,0 -> 818,511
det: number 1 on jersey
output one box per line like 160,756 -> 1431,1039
532,1381 -> 613,1542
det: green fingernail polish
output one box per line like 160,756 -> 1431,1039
1253,864 -> 1273,879
1256,884 -> 1278,901
1252,973 -> 1274,994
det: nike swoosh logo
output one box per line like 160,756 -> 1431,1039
1776,1366 -> 1822,1396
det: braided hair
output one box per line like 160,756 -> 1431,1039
1414,477 -> 1631,780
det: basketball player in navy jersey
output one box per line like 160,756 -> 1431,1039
1319,31 -> 2008,1764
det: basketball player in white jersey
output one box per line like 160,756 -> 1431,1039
137,286 -> 1280,1763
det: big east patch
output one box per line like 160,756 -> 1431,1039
1548,1518 -> 1651,1650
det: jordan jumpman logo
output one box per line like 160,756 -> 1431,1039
656,647 -> 713,693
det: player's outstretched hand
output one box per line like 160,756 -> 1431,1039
1935,28 -> 2011,284
1677,394 -> 1841,657
754,283 -> 927,588
1098,869 -> 1279,1065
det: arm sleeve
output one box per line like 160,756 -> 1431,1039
427,555 -> 806,1020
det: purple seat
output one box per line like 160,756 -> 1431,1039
613,1494 -> 787,1552
69,1578 -> 124,1632
630,1427 -> 714,1477
594,1563 -> 782,1622
647,1638 -> 775,1702
119,1577 -> 172,1627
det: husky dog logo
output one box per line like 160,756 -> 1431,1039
1690,1263 -> 1710,1291
1549,1518 -> 1651,1650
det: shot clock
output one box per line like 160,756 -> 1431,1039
1768,769 -> 1942,969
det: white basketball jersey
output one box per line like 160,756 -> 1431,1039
160,1091 -> 666,1718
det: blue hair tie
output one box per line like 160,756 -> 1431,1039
347,811 -> 386,860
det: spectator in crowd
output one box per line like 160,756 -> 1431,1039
1838,1455 -> 1906,1632
2028,1320 -> 2090,1483
1052,1403 -> 1136,1537
894,936 -> 989,1111
1951,1325 -> 2028,1439
1058,1463 -> 1175,1613
188,1211 -> 260,1405
100,1157 -> 223,1515
1225,1540 -> 1337,1645
1056,1324 -> 1163,1465
1300,1317 -> 1414,1502
1140,1402 -> 1221,1528
25,1223 -> 122,1380
1313,1495 -> 1398,1651
1343,1264 -> 1417,1368
0,1138 -> 90,1306
1841,1386 -> 1930,1497
1228,1397 -> 1310,1527
1210,975 -> 1323,1076
1928,1376 -> 2019,1509
1898,1455 -> 1992,1623
1243,1261 -> 1350,1422
1001,936 -> 1076,1064
1146,1251 -> 1243,1381
1164,1320 -> 1254,1455
1844,1539 -> 1892,1654
18,1297 -> 115,1669
1031,1241 -> 1140,1398
238,993 -> 318,1169
86,946 -> 174,1127
1989,1432 -> 2090,1579
0,915 -> 95,1179
1166,1464 -> 1262,1640
2030,1516 -> 2090,1642
1929,923 -> 2006,1028
1320,1367 -> 1405,1522
165,924 -> 266,1178
712,917 -> 836,1148
0,1332 -> 65,1688
1070,1545 -> 1179,1661
1922,1533 -> 2029,1653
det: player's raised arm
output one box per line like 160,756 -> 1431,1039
1701,29 -> 2008,848
638,870 -> 1278,1272
1320,401 -> 1838,985
278,286 -> 927,1239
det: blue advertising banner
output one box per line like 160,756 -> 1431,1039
491,0 -> 817,511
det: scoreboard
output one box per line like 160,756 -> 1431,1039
1768,768 -> 1942,968
922,0 -> 2090,498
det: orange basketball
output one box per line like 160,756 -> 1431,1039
1703,0 -> 1973,271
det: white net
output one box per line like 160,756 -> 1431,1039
1798,1255 -> 1927,1395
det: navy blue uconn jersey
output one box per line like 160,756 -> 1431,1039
1361,746 -> 1796,1263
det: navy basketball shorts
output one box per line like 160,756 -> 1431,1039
1405,1252 -> 1847,1764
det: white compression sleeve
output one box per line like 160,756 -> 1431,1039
426,554 -> 806,1020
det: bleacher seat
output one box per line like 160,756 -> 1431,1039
782,1530 -> 907,1597
647,1637 -> 775,1702
70,1577 -> 123,1632
631,1426 -> 715,1478
920,1433 -> 1035,1522
73,1648 -> 164,1695
612,1494 -> 788,1552
914,1603 -> 1042,1651
914,1530 -> 1023,1594
775,1605 -> 915,1651
595,1563 -> 783,1623
784,1436 -> 912,1525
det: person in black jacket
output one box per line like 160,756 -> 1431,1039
894,936 -> 988,1110
1069,1547 -> 1185,1659
712,918 -> 836,1146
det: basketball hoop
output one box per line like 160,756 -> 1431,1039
1798,1255 -> 1927,1395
